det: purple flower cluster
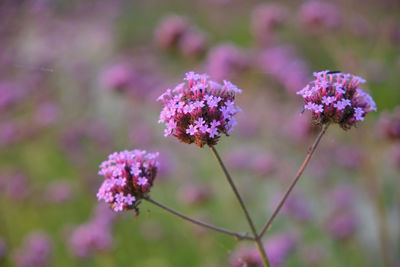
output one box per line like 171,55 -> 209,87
297,70 -> 377,129
158,71 -> 242,147
325,185 -> 358,240
97,150 -> 159,213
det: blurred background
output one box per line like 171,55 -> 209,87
0,0 -> 399,266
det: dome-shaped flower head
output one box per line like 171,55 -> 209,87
297,70 -> 377,130
97,150 -> 159,214
158,71 -> 242,147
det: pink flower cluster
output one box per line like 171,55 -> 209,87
97,150 -> 159,213
297,70 -> 377,129
158,71 -> 242,147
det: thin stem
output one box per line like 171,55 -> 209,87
259,124 -> 329,238
210,146 -> 271,267
143,196 -> 253,241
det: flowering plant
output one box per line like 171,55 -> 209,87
96,71 -> 376,267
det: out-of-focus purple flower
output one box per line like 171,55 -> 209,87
86,120 -> 113,147
155,149 -> 176,179
0,82 -> 22,111
377,107 -> 400,141
230,233 -> 297,267
92,203 -> 117,227
154,15 -> 189,49
272,192 -> 313,222
332,145 -> 365,169
101,62 -> 161,99
61,120 -> 113,164
129,123 -> 153,147
236,113 -> 260,138
179,183 -> 212,205
0,237 -> 6,260
179,31 -> 207,58
97,150 -> 159,213
326,185 -> 357,210
225,148 -> 277,175
282,112 -> 315,142
382,19 -> 400,46
249,152 -> 277,176
265,233 -> 297,267
258,45 -> 309,93
229,244 -> 263,267
44,180 -> 73,204
0,121 -> 23,147
158,71 -> 242,147
14,232 -> 52,267
325,185 -> 358,240
251,4 -> 287,45
298,1 -> 341,32
0,171 -> 30,201
34,102 -> 60,126
206,44 -> 249,80
327,210 -> 357,240
68,203 -> 116,258
226,147 -> 252,170
297,70 -> 376,129
68,220 -> 112,258
101,63 -> 135,91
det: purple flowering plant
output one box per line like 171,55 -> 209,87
96,70 -> 376,267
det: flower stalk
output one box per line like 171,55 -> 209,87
259,124 -> 329,238
143,196 -> 253,241
210,145 -> 271,267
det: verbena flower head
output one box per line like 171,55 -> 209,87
297,70 -> 377,129
158,71 -> 242,147
97,150 -> 159,214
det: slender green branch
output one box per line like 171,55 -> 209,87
143,196 -> 253,241
258,124 -> 329,238
210,146 -> 271,267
